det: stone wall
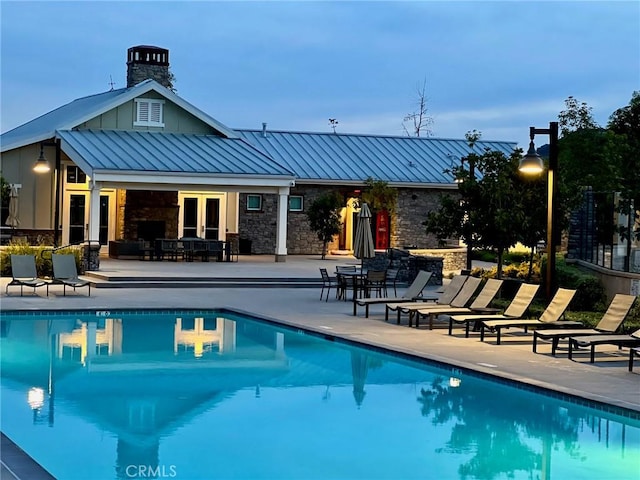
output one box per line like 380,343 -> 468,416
123,191 -> 179,240
393,188 -> 456,248
362,248 -> 444,286
236,185 -> 461,255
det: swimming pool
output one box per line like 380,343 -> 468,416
1,309 -> 639,480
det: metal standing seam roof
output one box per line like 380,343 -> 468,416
57,130 -> 295,178
238,130 -> 518,185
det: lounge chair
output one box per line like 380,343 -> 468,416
414,278 -> 504,330
480,288 -> 582,345
448,283 -> 540,336
5,254 -> 49,296
353,270 -> 433,317
407,276 -> 483,328
568,328 -> 640,363
384,274 -> 468,324
50,254 -> 92,296
532,294 -> 637,355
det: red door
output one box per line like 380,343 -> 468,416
375,210 -> 390,250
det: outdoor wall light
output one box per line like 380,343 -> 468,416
32,145 -> 51,173
518,121 -> 559,301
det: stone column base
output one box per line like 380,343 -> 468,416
275,254 -> 287,263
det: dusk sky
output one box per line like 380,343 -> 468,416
1,1 -> 638,148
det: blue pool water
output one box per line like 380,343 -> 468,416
0,309 -> 639,480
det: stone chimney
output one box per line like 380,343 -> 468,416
126,45 -> 171,88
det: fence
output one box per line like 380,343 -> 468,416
568,188 -> 640,273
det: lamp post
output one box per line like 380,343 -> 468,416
519,121 -> 559,301
33,140 -> 61,247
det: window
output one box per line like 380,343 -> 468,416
134,98 -> 164,127
246,194 -> 262,211
66,166 -> 87,184
289,195 -> 303,212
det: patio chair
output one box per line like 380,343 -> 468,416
568,328 -> 640,363
6,254 -> 49,296
385,274 -> 470,325
448,283 -> 540,337
532,294 -> 637,356
353,270 -> 433,317
385,268 -> 401,296
319,268 -> 339,301
480,288 -> 582,345
336,265 -> 357,301
50,254 -> 92,296
364,269 -> 387,298
414,278 -> 504,330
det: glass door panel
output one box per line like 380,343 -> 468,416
69,194 -> 86,244
182,197 -> 198,238
99,195 -> 109,245
204,198 -> 220,240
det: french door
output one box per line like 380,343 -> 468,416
63,191 -> 115,246
178,193 -> 226,240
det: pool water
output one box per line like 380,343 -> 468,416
1,309 -> 639,480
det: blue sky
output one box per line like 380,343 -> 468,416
1,1 -> 638,147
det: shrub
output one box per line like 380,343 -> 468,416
0,243 -> 83,278
554,259 -> 607,311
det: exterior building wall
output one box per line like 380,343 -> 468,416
238,193 -> 278,254
0,144 -> 55,231
236,184 -> 459,255
79,95 -> 215,134
393,187 -> 456,248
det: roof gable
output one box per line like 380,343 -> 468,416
1,80 -> 238,152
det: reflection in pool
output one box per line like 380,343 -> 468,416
1,309 -> 639,480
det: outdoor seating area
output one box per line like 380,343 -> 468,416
116,238 -> 237,263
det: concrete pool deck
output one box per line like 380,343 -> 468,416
1,254 -> 639,478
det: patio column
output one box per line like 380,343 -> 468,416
275,187 -> 289,262
88,181 -> 101,242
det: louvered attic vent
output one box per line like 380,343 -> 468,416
134,98 -> 165,127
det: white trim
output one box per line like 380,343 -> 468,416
289,195 -> 303,211
246,194 -> 262,211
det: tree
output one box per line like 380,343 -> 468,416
402,78 -> 433,137
306,192 -> 343,259
360,177 -> 397,215
424,143 -> 538,278
607,91 -> 640,244
558,95 -> 598,136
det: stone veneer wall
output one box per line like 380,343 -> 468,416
238,187 -> 339,255
123,191 -> 179,240
237,185 -> 460,255
393,188 -> 457,248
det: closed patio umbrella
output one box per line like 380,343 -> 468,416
353,203 -> 375,270
5,185 -> 20,228
351,351 -> 370,408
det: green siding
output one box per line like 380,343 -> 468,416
76,96 -> 216,134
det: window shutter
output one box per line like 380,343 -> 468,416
138,101 -> 149,123
150,101 -> 162,123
